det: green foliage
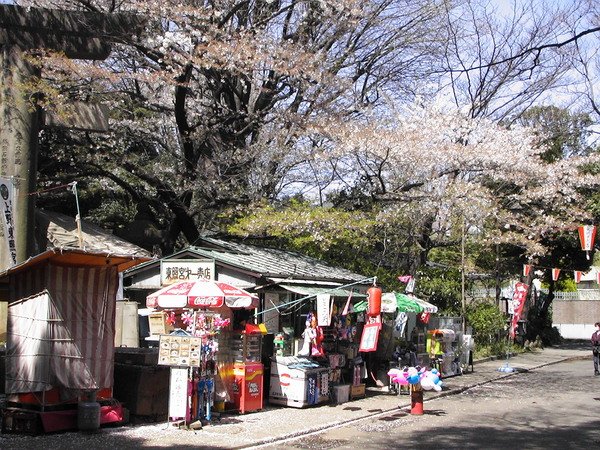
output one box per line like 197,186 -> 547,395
555,277 -> 577,292
465,301 -> 506,347
227,200 -> 378,274
417,265 -> 462,314
516,105 -> 593,162
414,246 -> 466,314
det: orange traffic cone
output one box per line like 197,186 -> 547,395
410,387 -> 424,415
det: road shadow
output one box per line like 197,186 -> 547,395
367,419 -> 600,449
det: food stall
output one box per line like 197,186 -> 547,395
146,280 -> 263,426
353,292 -> 440,389
267,287 -> 372,407
1,248 -> 149,434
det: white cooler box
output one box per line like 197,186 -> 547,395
269,356 -> 330,408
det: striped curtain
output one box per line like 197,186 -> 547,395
6,264 -> 117,395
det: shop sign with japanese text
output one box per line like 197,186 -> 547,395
161,259 -> 215,285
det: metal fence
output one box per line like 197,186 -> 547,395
467,288 -> 600,301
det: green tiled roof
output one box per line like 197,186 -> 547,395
126,235 -> 370,285
189,236 -> 368,283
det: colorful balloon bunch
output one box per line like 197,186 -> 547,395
387,367 -> 443,392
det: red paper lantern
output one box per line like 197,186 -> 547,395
367,286 -> 382,317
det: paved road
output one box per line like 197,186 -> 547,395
0,345 -> 594,449
259,359 -> 600,450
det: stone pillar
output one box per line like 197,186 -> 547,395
0,44 -> 39,271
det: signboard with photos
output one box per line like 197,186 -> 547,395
158,334 -> 203,367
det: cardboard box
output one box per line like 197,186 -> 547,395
332,384 -> 350,404
148,312 -> 173,335
350,383 -> 366,399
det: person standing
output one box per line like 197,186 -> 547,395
592,322 -> 600,376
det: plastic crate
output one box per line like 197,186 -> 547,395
2,408 -> 42,435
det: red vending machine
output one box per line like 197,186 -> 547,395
230,332 -> 263,413
233,361 -> 264,413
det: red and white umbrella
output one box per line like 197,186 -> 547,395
146,280 -> 259,309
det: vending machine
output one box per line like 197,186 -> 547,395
232,361 -> 263,414
229,332 -> 264,413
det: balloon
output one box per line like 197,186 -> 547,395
387,368 -> 403,377
388,365 -> 444,390
395,377 -> 409,386
407,374 -> 420,384
420,378 -> 434,390
406,367 -> 420,384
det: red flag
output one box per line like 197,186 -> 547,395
418,312 -> 430,324
523,264 -> 531,277
574,270 -> 582,283
552,268 -> 561,281
342,290 -> 352,316
510,282 -> 528,339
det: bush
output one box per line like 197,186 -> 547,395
539,326 -> 563,346
465,301 -> 506,347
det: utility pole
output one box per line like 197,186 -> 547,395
461,217 -> 466,335
495,243 -> 501,307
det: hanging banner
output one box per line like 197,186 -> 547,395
0,178 -> 17,266
380,292 -> 397,313
397,275 -> 413,284
316,293 -> 332,326
394,312 -> 408,338
574,270 -> 582,283
359,322 -> 382,352
509,282 -> 528,339
579,225 -> 597,260
523,264 -> 531,277
552,268 -> 561,281
578,225 -> 596,250
405,277 -> 416,294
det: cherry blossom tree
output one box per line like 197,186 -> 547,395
25,0 -> 453,253
439,0 -> 589,120
318,103 -> 600,267
228,102 -> 600,287
12,0 -> 600,264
